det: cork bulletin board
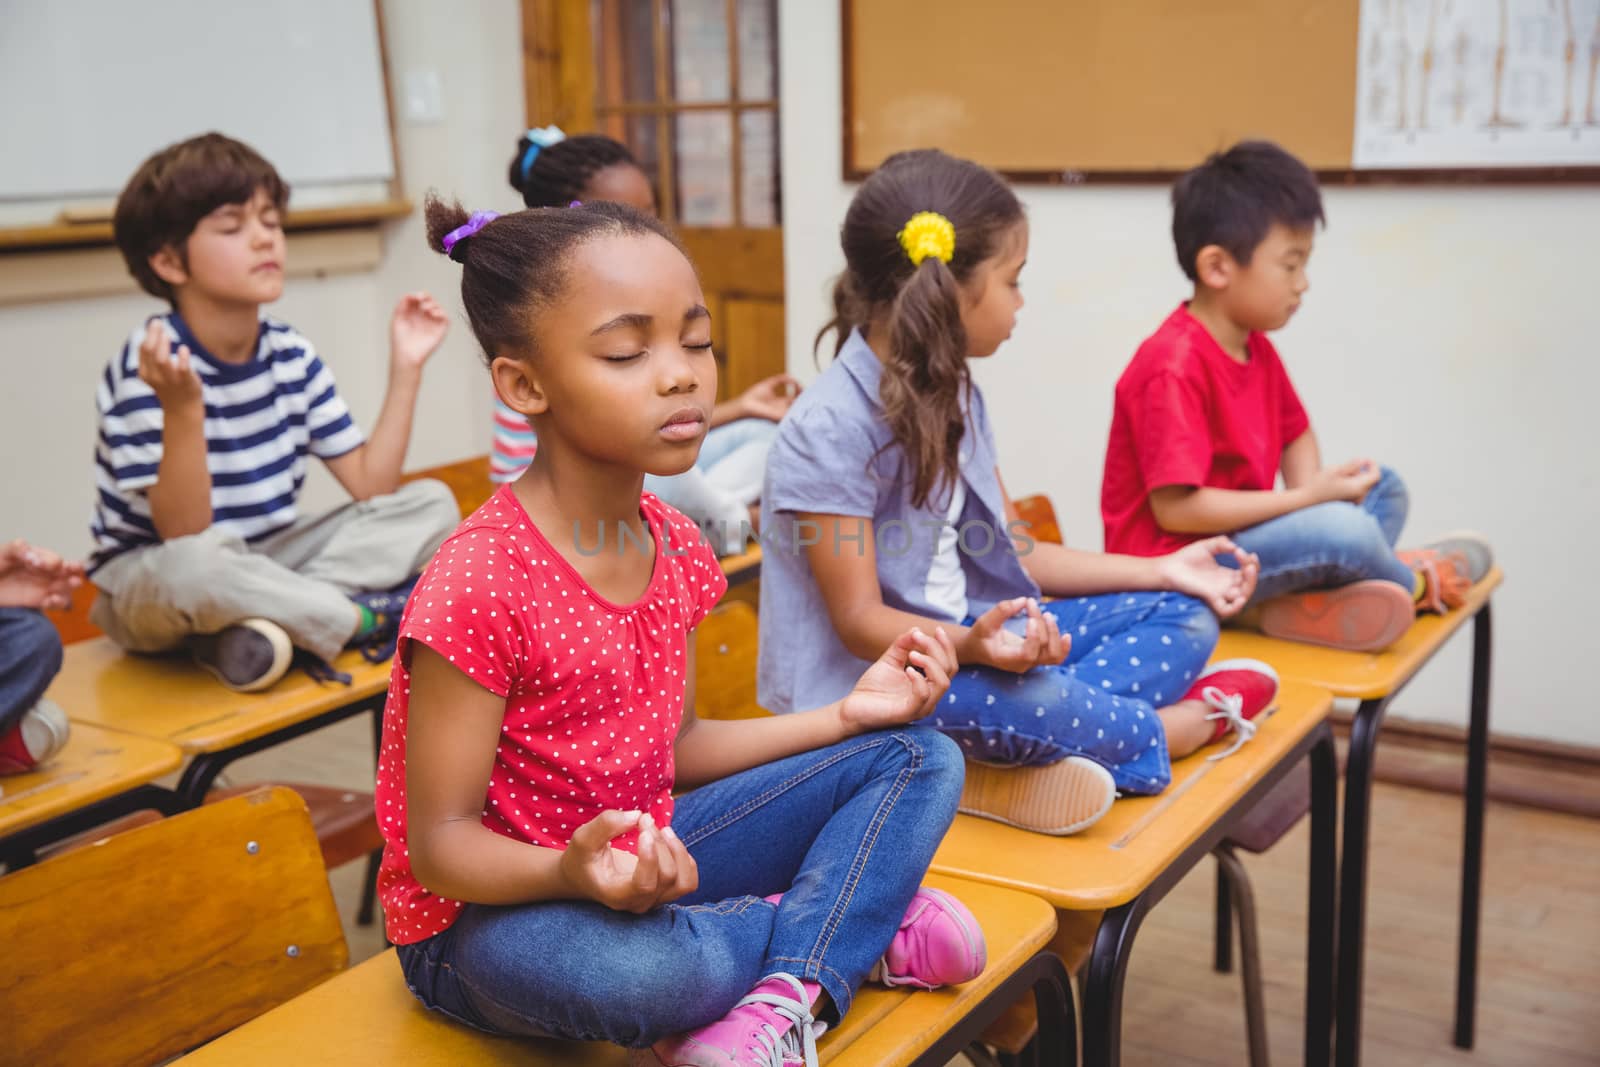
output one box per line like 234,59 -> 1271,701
842,0 -> 1600,183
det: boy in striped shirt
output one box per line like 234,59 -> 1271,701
89,133 -> 460,691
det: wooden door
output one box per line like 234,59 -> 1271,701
521,0 -> 786,402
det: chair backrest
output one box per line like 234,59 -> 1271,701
1012,494 -> 1064,547
694,601 -> 769,720
402,454 -> 495,518
0,786 -> 348,1066
45,583 -> 102,644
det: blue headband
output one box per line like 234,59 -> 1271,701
518,125 -> 568,182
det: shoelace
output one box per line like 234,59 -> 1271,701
1200,685 -> 1257,761
354,623 -> 400,664
298,652 -> 353,686
738,973 -> 819,1067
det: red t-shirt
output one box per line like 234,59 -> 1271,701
1101,304 -> 1310,557
374,485 -> 727,944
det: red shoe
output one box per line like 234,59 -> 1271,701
1181,660 -> 1280,760
0,699 -> 70,775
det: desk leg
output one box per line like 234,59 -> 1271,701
1214,858 -> 1234,974
1454,604 -> 1492,1049
1306,726 -> 1337,1067
1334,695 -> 1389,1067
1031,951 -> 1078,1067
174,751 -> 230,808
906,952 -> 1077,1067
1080,896 -> 1151,1066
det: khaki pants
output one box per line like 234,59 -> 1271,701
91,479 -> 459,662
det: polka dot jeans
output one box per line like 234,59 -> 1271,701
935,591 -> 1219,795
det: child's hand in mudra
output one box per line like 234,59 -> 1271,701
838,626 -> 958,734
559,809 -> 699,913
1156,536 -> 1259,618
958,597 -> 1069,674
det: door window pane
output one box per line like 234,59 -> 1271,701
669,0 -> 729,102
736,0 -> 776,101
739,109 -> 778,225
675,112 -> 733,225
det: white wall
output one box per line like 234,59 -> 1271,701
0,0 -> 525,554
780,1 -> 1600,747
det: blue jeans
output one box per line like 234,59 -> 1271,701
935,592 -> 1218,796
1230,466 -> 1413,605
0,608 -> 63,735
396,728 -> 964,1047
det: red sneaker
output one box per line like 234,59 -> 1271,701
0,699 -> 70,775
1180,660 -> 1280,760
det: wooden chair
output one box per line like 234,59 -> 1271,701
0,786 -> 347,1067
402,453 -> 496,516
694,601 -> 769,720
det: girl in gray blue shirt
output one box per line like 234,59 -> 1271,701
759,150 -> 1281,835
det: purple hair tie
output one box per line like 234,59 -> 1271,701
568,199 -> 583,208
442,210 -> 500,261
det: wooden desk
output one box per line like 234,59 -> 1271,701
177,874 -> 1071,1067
0,721 -> 183,863
932,680 -> 1338,1067
1215,568 -> 1502,1065
49,639 -> 391,805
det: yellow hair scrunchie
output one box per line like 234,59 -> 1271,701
898,211 -> 956,267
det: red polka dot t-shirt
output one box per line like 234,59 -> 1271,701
374,485 -> 727,944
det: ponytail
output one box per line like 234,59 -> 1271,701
881,258 -> 970,509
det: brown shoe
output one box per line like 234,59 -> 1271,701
958,756 -> 1116,836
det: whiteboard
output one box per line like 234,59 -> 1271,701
0,0 -> 395,225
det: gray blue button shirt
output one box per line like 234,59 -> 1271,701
757,329 -> 1040,714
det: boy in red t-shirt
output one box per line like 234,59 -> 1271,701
1101,141 -> 1490,651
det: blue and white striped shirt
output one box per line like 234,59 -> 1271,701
89,313 -> 365,572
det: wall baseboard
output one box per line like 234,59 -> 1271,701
1330,711 -> 1600,820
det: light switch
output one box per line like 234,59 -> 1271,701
403,70 -> 444,124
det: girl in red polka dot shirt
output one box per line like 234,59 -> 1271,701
374,197 -> 984,1067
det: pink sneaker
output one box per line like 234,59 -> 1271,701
637,973 -> 820,1067
870,886 -> 987,990
0,700 -> 70,775
1181,659 -> 1280,760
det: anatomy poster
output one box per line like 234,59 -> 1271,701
1354,0 -> 1600,167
